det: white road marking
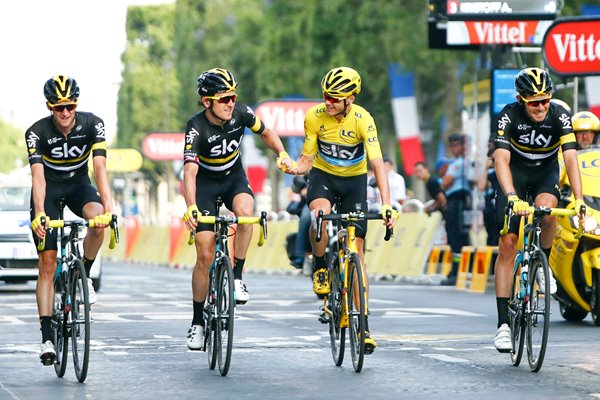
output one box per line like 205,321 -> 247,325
421,353 -> 470,363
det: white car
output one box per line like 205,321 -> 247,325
0,184 -> 102,289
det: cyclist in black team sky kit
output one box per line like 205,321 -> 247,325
182,68 -> 295,350
492,67 -> 585,352
26,75 -> 114,365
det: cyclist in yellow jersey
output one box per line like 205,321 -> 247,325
284,67 -> 397,354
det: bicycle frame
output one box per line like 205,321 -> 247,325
187,198 -> 267,376
316,206 -> 392,372
40,200 -> 118,382
502,202 -> 580,372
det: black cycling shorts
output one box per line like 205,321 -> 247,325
30,176 -> 102,252
195,167 -> 254,232
306,168 -> 368,239
496,159 -> 560,235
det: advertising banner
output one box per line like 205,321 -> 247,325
141,132 -> 184,161
447,20 -> 551,45
255,100 -> 319,137
542,17 -> 600,76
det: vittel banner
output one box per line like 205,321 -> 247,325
447,20 -> 552,45
543,17 -> 600,76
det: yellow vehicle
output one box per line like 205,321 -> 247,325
550,147 -> 600,324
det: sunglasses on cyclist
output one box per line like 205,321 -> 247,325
520,96 -> 551,107
205,94 -> 237,104
52,104 -> 77,112
323,93 -> 344,104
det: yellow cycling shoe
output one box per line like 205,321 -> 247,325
313,268 -> 330,295
363,331 -> 377,354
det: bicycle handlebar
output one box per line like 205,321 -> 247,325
499,201 -> 584,238
37,214 -> 120,251
315,209 -> 393,242
187,211 -> 268,247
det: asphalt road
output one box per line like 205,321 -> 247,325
2,262 -> 600,400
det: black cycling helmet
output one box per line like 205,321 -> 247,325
197,68 -> 238,96
514,67 -> 553,97
44,75 -> 79,105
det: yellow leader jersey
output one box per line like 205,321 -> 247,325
301,103 -> 383,177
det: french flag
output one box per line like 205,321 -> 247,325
388,64 -> 425,176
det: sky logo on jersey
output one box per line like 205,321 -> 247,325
95,122 -> 105,138
518,131 -> 551,147
27,131 -> 40,149
559,113 -> 572,130
210,138 -> 240,156
186,127 -> 199,144
51,143 -> 88,159
498,114 -> 511,130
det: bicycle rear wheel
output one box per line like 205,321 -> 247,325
70,260 -> 90,382
216,256 -> 235,376
527,251 -> 550,372
509,253 -> 525,366
327,252 -> 345,366
53,277 -> 68,377
347,253 -> 366,373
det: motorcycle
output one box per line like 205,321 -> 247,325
550,146 -> 600,324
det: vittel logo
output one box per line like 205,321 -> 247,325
543,18 -> 600,76
551,33 -> 600,63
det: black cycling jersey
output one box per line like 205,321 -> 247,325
183,103 -> 265,178
25,112 -> 107,182
494,102 -> 577,167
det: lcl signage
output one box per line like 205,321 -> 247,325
543,17 -> 600,76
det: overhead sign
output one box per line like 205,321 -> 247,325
447,0 -> 558,20
542,17 -> 600,77
106,148 -> 144,172
255,100 -> 319,137
141,132 -> 184,161
447,20 -> 551,45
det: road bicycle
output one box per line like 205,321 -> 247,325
188,197 -> 267,376
39,200 -> 118,382
501,201 -> 582,372
316,205 -> 392,372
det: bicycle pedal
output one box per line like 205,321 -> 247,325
318,313 -> 329,324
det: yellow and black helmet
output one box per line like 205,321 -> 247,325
197,68 -> 238,96
515,67 -> 553,97
44,75 -> 79,105
321,67 -> 361,99
572,111 -> 600,132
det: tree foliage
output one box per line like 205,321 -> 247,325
0,119 -> 26,174
116,0 -> 591,174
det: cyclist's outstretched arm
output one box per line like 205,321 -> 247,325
92,155 -> 114,215
30,163 -> 48,239
182,162 -> 199,232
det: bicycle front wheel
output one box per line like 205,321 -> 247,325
216,256 -> 235,376
527,251 -> 551,372
206,269 -> 217,370
509,253 -> 525,367
70,260 -> 90,382
53,278 -> 68,377
347,253 -> 366,373
327,251 -> 345,366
